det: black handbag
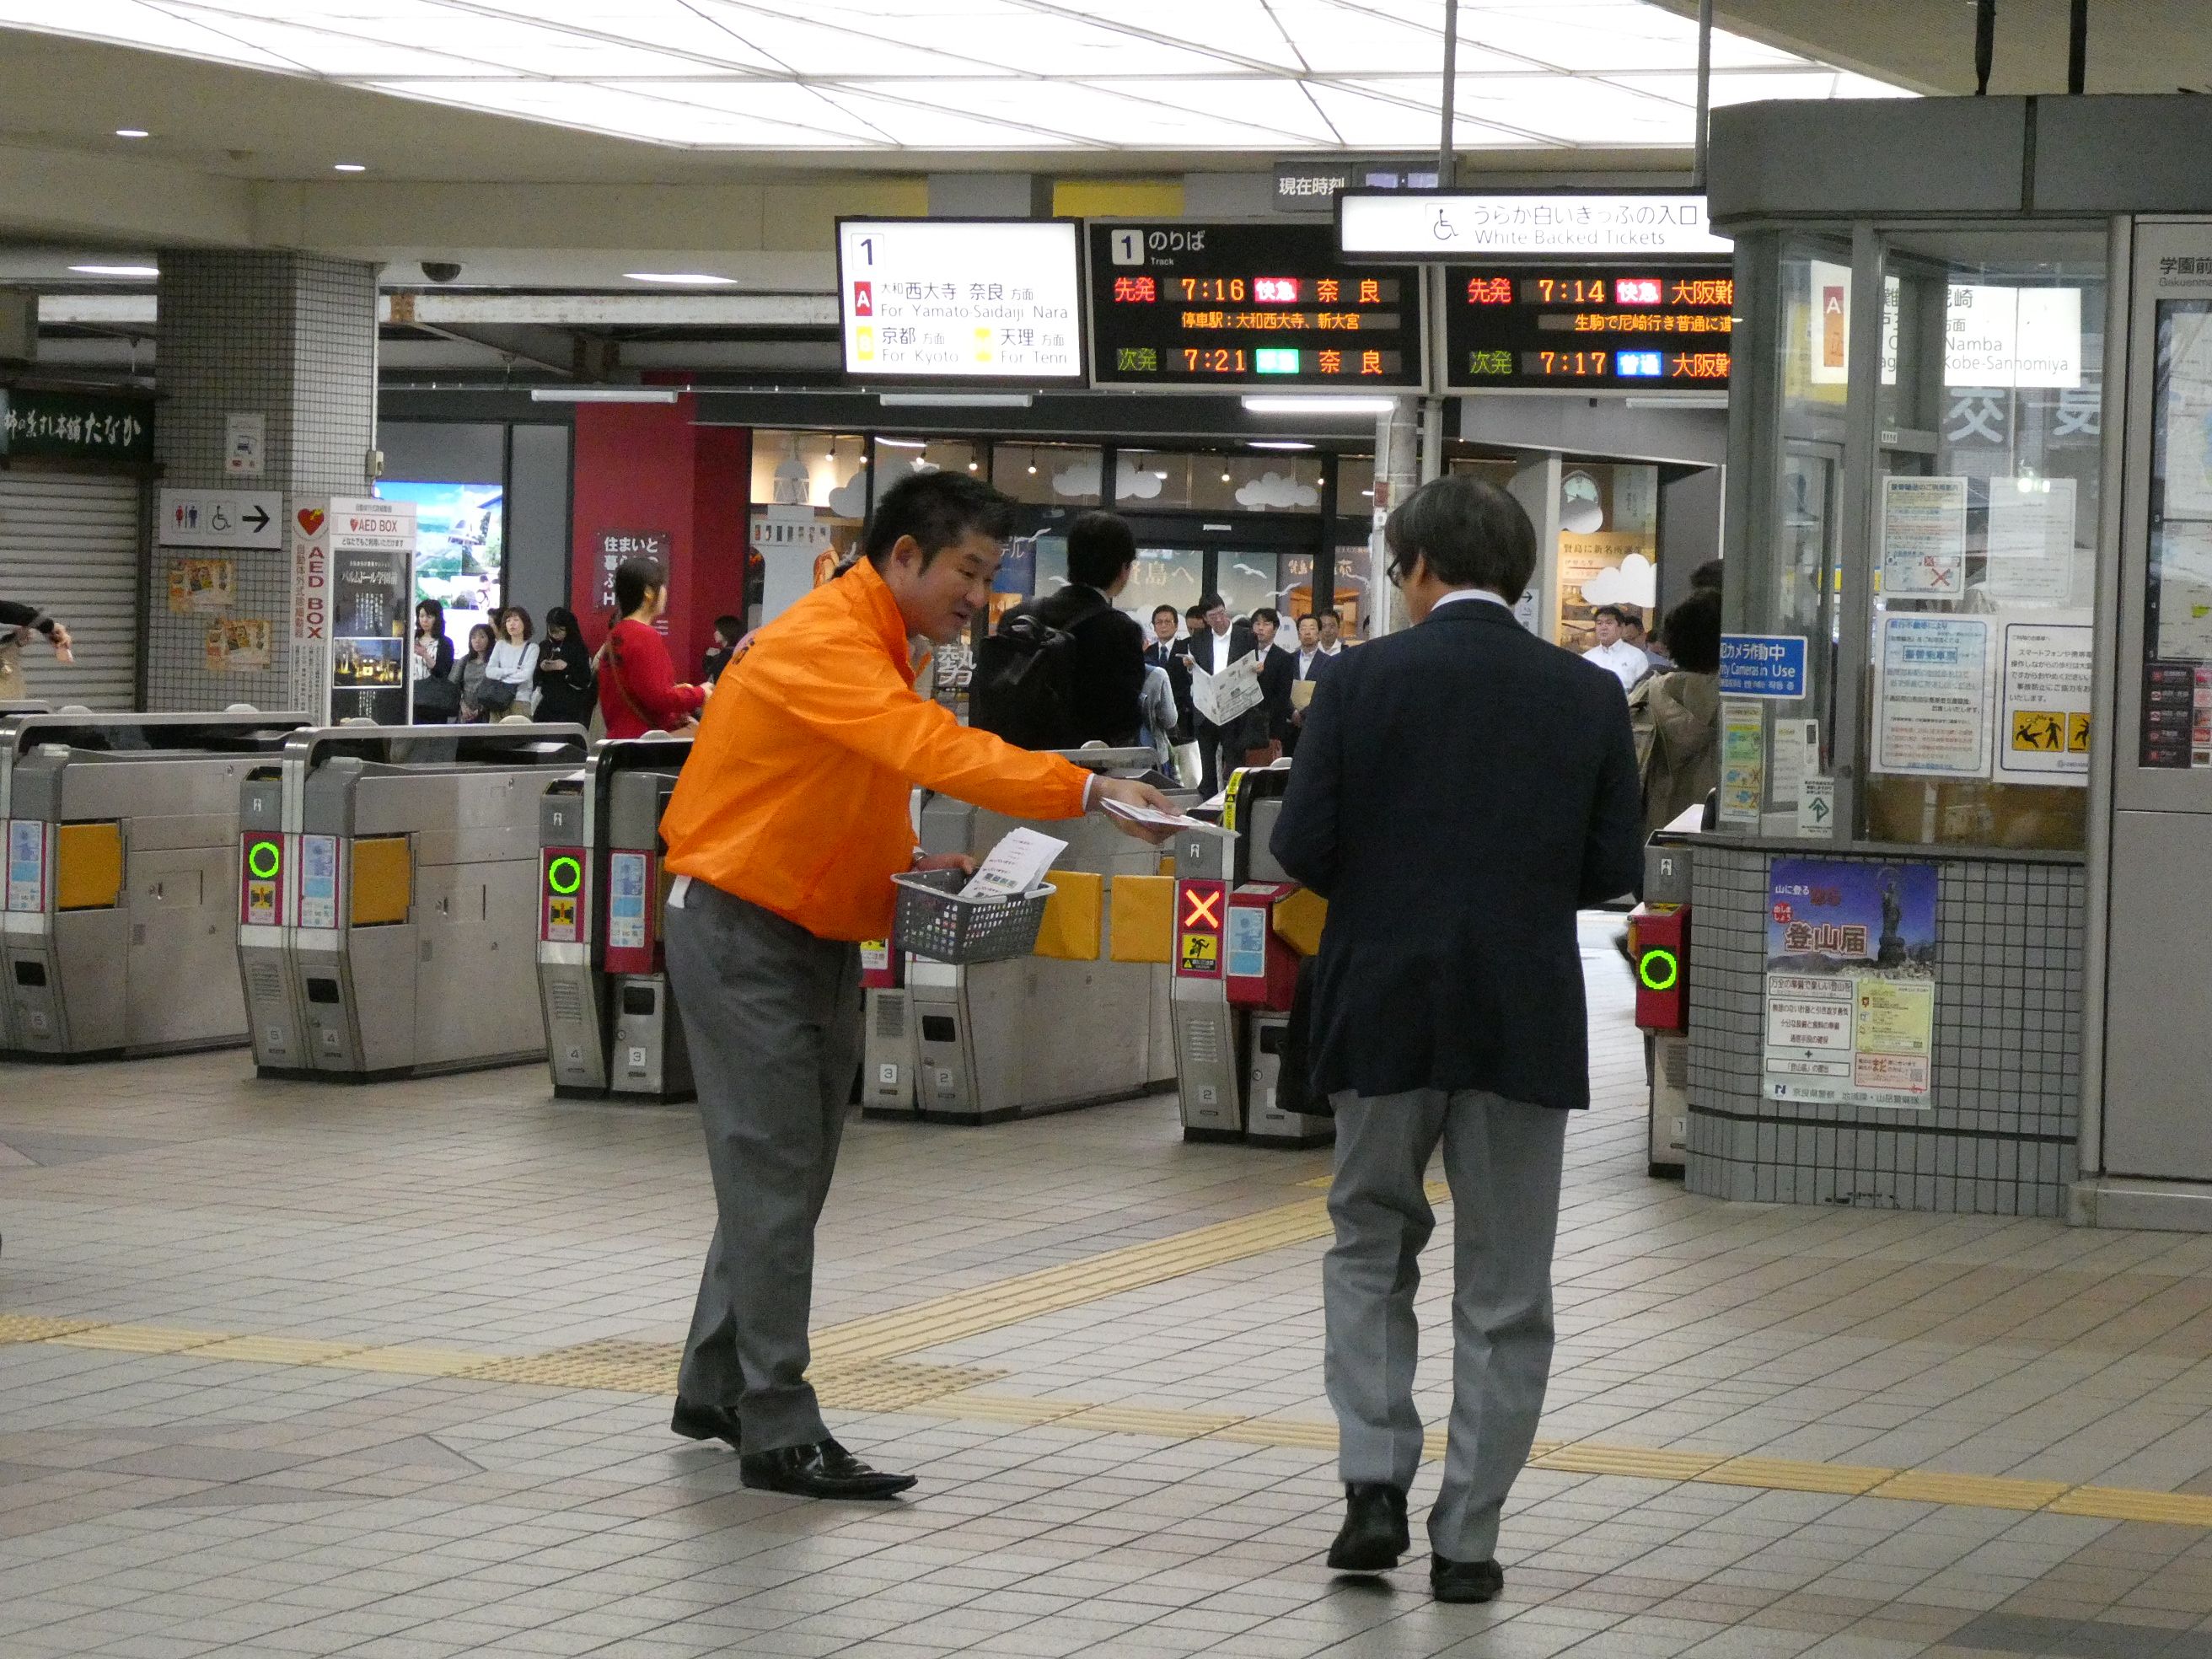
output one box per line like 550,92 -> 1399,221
1277,954 -> 1330,1117
471,674 -> 519,712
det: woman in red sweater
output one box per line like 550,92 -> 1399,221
597,557 -> 710,738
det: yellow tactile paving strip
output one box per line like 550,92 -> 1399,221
3,1312 -> 2206,1527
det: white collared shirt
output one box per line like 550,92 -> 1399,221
1203,626 -> 1234,674
1582,636 -> 1651,690
1295,646 -> 1320,677
1427,587 -> 1511,615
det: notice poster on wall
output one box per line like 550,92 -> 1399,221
1984,475 -> 2080,607
1872,613 -> 1994,778
1880,476 -> 1968,598
203,618 -> 272,674
1719,700 -> 1765,826
168,557 -> 235,615
1764,857 -> 1939,1110
1995,614 -> 2093,786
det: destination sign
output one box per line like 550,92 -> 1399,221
1443,260 -> 1735,392
837,217 -> 1086,384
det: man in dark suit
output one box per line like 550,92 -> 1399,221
1251,606 -> 1295,757
1281,612 -> 1332,757
1174,591 -> 1262,797
1143,603 -> 1193,747
1270,475 -> 1641,1606
995,512 -> 1146,747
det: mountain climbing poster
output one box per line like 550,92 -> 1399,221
1763,857 -> 1940,1109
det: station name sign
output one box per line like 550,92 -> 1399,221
1445,260 -> 1735,391
1087,221 -> 1424,392
1338,191 -> 1731,261
836,217 -> 1086,384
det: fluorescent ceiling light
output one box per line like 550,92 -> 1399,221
625,271 -> 737,286
1242,395 -> 1399,416
528,387 -> 679,404
878,393 -> 1034,409
1248,440 -> 1315,451
114,127 -> 149,138
69,263 -> 159,278
876,438 -> 927,448
333,162 -> 367,172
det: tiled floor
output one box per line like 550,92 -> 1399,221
4,921 -> 2212,1656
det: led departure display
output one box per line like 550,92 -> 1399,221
1443,260 -> 1735,391
1087,223 -> 1424,390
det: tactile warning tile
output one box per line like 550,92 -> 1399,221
194,1336 -> 372,1366
930,1393 -> 1089,1428
0,1314 -> 105,1345
2049,1486 -> 2212,1526
1699,1456 -> 1896,1495
457,1339 -> 680,1393
1871,1470 -> 2071,1510
1532,1442 -> 1726,1481
1056,1404 -> 1243,1441
49,1324 -> 228,1356
327,1345 -> 497,1377
812,1357 -> 1003,1412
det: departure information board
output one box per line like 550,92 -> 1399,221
1087,222 -> 1424,391
836,217 -> 1086,384
1443,261 -> 1735,392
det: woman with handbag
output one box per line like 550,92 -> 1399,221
534,606 -> 597,726
411,600 -> 459,723
596,557 -> 707,739
457,623 -> 497,722
486,607 -> 540,716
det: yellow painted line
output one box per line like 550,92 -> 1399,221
1532,1442 -> 1727,1481
49,1324 -> 228,1356
1699,1456 -> 1896,1496
196,1336 -> 372,1366
1871,1470 -> 2072,1511
2051,1486 -> 2212,1526
336,1345 -> 499,1377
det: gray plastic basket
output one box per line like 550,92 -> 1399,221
889,868 -> 1055,964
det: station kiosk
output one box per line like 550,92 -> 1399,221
238,723 -> 588,1081
2,710 -> 307,1058
538,735 -> 694,1102
1168,765 -> 1332,1148
863,747 -> 1185,1124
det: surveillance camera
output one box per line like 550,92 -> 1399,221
420,261 -> 462,284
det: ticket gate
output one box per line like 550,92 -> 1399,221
1169,765 -> 1333,1148
863,748 -> 1186,1124
239,723 -> 589,1081
538,736 -> 694,1102
1629,836 -> 1695,1178
1,711 -> 307,1058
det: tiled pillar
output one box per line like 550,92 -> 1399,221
148,252 -> 377,711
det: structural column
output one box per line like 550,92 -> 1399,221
1367,398 -> 1420,638
150,252 -> 378,711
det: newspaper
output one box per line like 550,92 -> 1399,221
1100,798 -> 1223,834
958,826 -> 1066,901
1189,654 -> 1264,725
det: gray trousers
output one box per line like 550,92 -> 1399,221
664,878 -> 862,1454
1323,1088 -> 1569,1563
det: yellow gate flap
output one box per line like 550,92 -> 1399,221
350,836 -> 412,927
1034,870 -> 1103,961
1109,873 -> 1174,964
1273,887 -> 1329,957
55,822 -> 123,910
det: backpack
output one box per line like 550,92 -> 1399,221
969,589 -> 1107,750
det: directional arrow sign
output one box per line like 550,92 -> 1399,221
157,488 -> 284,550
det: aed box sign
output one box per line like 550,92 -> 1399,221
291,497 -> 416,724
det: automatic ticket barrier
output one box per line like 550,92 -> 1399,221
538,736 -> 694,1102
1169,765 -> 1332,1148
2,711 -> 307,1058
1629,838 -> 1694,1177
239,723 -> 589,1081
863,749 -> 1184,1124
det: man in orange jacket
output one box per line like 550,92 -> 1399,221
659,470 -> 1174,1500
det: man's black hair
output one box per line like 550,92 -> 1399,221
712,614 -> 742,639
1152,604 -> 1179,625
863,470 -> 1017,569
1383,475 -> 1539,603
1252,606 -> 1280,628
1184,604 -> 1207,620
1066,511 -> 1137,589
1662,589 -> 1722,674
1319,608 -> 1341,624
1296,612 -> 1321,632
1690,557 -> 1724,593
1199,593 -> 1226,613
1592,604 -> 1628,625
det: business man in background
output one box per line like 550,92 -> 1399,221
1270,475 -> 1641,1603
1177,592 -> 1259,797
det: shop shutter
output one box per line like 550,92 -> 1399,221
0,474 -> 142,709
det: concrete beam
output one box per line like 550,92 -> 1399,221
0,142 -> 255,245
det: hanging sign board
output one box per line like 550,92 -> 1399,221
1444,261 -> 1732,391
836,217 -> 1085,384
1339,191 -> 1730,262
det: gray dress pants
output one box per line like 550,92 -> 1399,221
1323,1088 -> 1570,1563
664,878 -> 862,1454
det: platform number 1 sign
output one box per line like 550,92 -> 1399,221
1110,229 -> 1145,266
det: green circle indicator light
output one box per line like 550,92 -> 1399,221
547,856 -> 583,896
247,840 -> 281,880
1638,948 -> 1679,993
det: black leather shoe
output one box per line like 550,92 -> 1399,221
1327,1482 -> 1409,1571
1430,1556 -> 1505,1603
670,1399 -> 744,1449
739,1438 -> 916,1500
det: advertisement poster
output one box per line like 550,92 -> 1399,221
1995,615 -> 2093,786
1880,476 -> 1967,598
1719,700 -> 1765,826
326,501 -> 416,727
379,481 -> 502,646
168,557 -> 235,615
203,618 -> 272,674
595,529 -> 673,620
1764,857 -> 1939,1109
1873,614 -> 1993,778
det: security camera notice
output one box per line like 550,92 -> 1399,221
1762,858 -> 1940,1111
837,219 -> 1085,382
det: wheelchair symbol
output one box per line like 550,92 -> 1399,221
1431,208 -> 1458,242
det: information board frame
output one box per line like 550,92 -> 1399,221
835,215 -> 1089,388
1084,218 -> 1428,395
1440,258 -> 1736,395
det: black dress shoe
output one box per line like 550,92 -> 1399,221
1430,1556 -> 1505,1603
670,1399 -> 743,1449
1327,1482 -> 1409,1571
738,1438 -> 916,1500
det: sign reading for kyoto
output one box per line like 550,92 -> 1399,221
1763,858 -> 1939,1111
837,218 -> 1085,383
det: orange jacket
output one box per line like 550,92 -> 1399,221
661,558 -> 1093,941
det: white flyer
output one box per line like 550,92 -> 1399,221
1983,475 -> 2080,607
1993,613 -> 2094,786
1187,654 -> 1264,727
1872,613 -> 1995,779
959,826 -> 1066,901
1100,799 -> 1220,834
1880,476 -> 1968,598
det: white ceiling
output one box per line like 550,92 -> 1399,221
0,0 -> 1905,153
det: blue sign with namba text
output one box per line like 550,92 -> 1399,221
1719,634 -> 1809,699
